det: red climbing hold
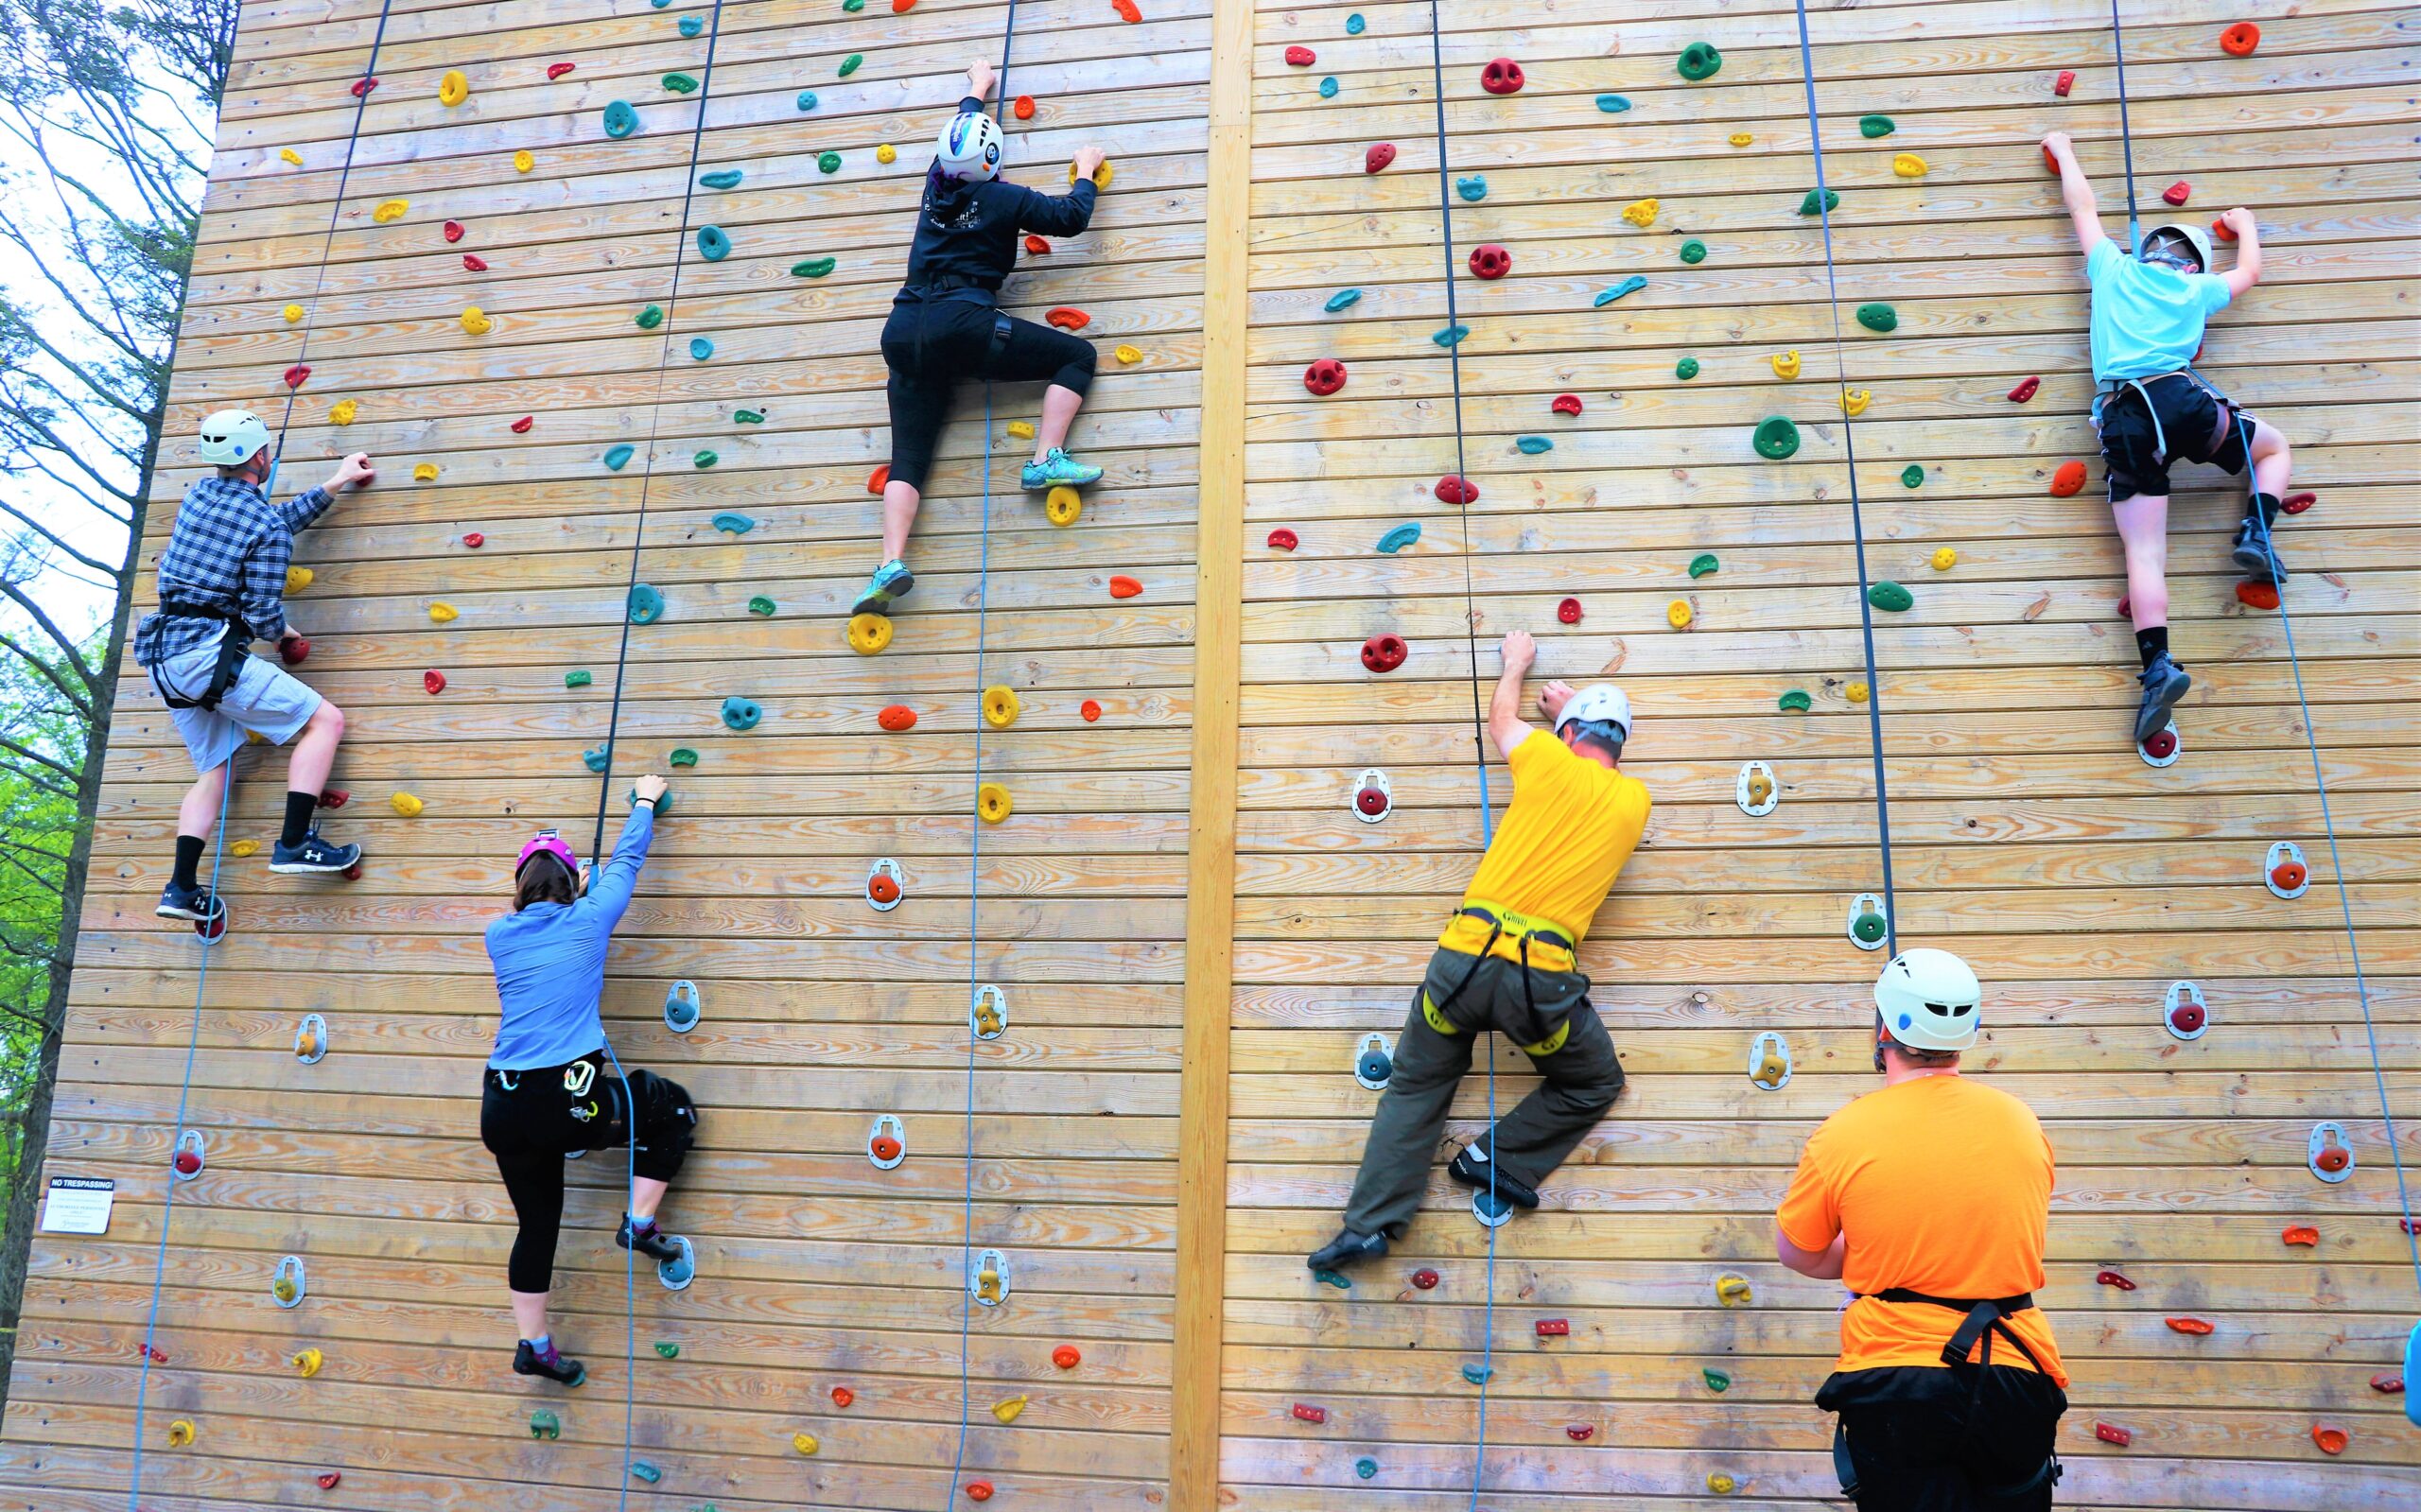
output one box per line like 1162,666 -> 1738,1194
1557,598 -> 1582,625
2281,491 -> 2315,515
2211,217 -> 2238,243
2313,1135 -> 2348,1171
2311,1424 -> 2348,1456
1113,0 -> 1141,18
1025,235 -> 1051,255
1480,58 -> 1524,95
140,1344 -> 166,1363
868,463 -> 891,495
462,253 -> 488,271
1291,1402 -> 1327,1423
2162,182 -> 2191,207
2374,1372 -> 2406,1394
879,706 -> 917,732
2236,581 -> 2280,611
2054,70 -> 2075,97
342,862 -> 362,880
1364,142 -> 1396,174
2042,143 -> 2060,176
2095,1422 -> 2133,1447
2281,1225 -> 2319,1246
2162,985 -> 2200,1028
1054,1345 -> 1082,1369
1435,475 -> 1478,504
1535,1318 -> 1570,1338
1080,700 -> 1102,722
1284,45 -> 1315,66
1411,1268 -> 1439,1290
1045,307 -> 1090,331
2140,727 -> 2177,762
2007,376 -> 2041,403
1108,575 -> 1142,599
1267,528 -> 1298,551
2220,22 -> 2260,57
510,415 -> 534,433
867,871 -> 900,906
319,789 -> 348,808
443,220 -> 464,243
464,532 -> 485,547
284,363 -> 311,389
280,636 -> 310,667
1354,783 -> 1388,818
423,669 -> 446,695
2096,1269 -> 2136,1291
1360,634 -> 1407,673
967,1483 -> 994,1503
1552,393 -> 1582,416
2048,460 -> 2087,496
869,1133 -> 903,1163
1468,244 -> 1511,280
547,61 -> 575,80
1303,357 -> 1348,395
350,77 -> 377,98
318,1471 -> 342,1489
1566,1424 -> 1595,1441
173,1147 -> 202,1176
2165,1316 -> 2215,1336
831,1385 -> 856,1407
1013,96 -> 1036,120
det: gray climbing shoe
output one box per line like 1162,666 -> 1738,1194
2230,517 -> 2288,586
2134,653 -> 2192,744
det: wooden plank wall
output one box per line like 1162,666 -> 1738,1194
1221,1 -> 2418,1509
3,0 -> 1209,1506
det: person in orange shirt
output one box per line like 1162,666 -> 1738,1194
1777,948 -> 2069,1508
1309,629 -> 1650,1274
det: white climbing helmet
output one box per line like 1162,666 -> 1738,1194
197,409 -> 273,467
1873,947 -> 1983,1054
1556,683 -> 1633,741
2139,220 -> 2214,274
934,107 -> 1003,181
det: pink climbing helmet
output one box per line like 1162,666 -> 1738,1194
515,829 -> 578,878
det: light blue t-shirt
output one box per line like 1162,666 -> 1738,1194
2086,238 -> 2232,385
485,805 -> 654,1070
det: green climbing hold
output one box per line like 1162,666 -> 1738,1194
1867,581 -> 1913,612
1853,910 -> 1889,944
693,450 -> 718,469
722,697 -> 761,731
697,225 -> 731,260
1596,94 -> 1631,113
1324,288 -> 1362,312
1346,12 -> 1365,34
1516,435 -> 1553,454
1678,42 -> 1722,80
1689,553 -> 1719,579
1676,356 -> 1700,380
818,150 -> 842,174
1704,1367 -> 1733,1393
843,0 -> 863,9
1313,1267 -> 1351,1290
1319,77 -> 1338,98
1355,1456 -> 1379,1479
837,53 -> 861,77
1461,1364 -> 1494,1385
566,669 -> 592,688
1376,523 -> 1421,553
631,1462 -> 662,1485
1856,303 -> 1897,332
1680,238 -> 1707,265
1594,275 -> 1647,307
603,101 -> 638,138
1455,175 -> 1486,201
795,91 -> 818,112
699,169 -> 741,189
670,748 -> 699,767
792,256 -> 837,278
654,1341 -> 680,1359
1800,188 -> 1840,216
604,443 -> 636,471
661,73 -> 698,94
1432,323 -> 1470,347
712,512 -> 756,534
1753,415 -> 1801,460
689,338 -> 714,361
530,1409 -> 561,1440
1779,689 -> 1813,713
1859,114 -> 1894,138
636,304 -> 665,329
629,584 -> 665,624
734,409 -> 765,425
679,13 -> 704,34
747,595 -> 776,617
1901,464 -> 1925,488
583,746 -> 610,773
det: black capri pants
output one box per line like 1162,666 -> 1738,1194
881,297 -> 1096,493
480,1052 -> 697,1293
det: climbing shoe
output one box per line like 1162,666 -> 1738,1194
851,559 -> 913,617
270,829 -> 360,874
2134,653 -> 2192,744
1019,448 -> 1103,490
1306,1227 -> 1389,1274
154,881 -> 226,924
618,1215 -> 695,1292
1447,1144 -> 1540,1211
2230,517 -> 2288,586
513,1339 -> 586,1388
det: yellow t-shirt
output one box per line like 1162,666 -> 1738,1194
1443,729 -> 1650,948
1777,1074 -> 2068,1386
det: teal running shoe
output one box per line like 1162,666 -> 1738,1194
851,559 -> 913,617
1020,447 -> 1103,490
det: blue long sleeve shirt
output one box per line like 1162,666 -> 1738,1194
485,806 -> 655,1071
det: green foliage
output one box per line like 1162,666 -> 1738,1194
0,644 -> 87,1214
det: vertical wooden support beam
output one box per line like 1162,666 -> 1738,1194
1171,0 -> 1253,1505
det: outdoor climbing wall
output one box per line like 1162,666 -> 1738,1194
3,0 -> 1210,1508
1219,1 -> 2416,1508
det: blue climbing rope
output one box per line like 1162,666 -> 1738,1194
1788,0 -> 1900,954
1420,7 -> 1500,1503
123,5 -> 397,1504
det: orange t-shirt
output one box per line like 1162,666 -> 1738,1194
1777,1074 -> 2067,1386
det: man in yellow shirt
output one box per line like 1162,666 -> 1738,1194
1309,630 -> 1650,1274
1776,948 -> 2069,1509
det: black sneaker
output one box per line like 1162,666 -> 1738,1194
270,828 -> 361,874
2231,517 -> 2288,585
1307,1227 -> 1389,1274
513,1340 -> 586,1387
2134,653 -> 2193,744
155,880 -> 226,924
1447,1144 -> 1540,1210
617,1214 -> 684,1264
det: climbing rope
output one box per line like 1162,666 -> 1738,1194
123,6 -> 396,1504
1788,0 -> 1900,953
2107,0 -> 2143,253
1420,6 -> 1501,1502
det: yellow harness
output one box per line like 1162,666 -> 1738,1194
1424,900 -> 1579,1056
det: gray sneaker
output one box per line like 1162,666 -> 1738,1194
2134,653 -> 2192,743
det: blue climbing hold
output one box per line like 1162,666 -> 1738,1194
688,338 -> 713,361
1432,323 -> 1470,347
602,101 -> 638,138
1594,275 -> 1647,307
1516,435 -> 1553,454
1455,175 -> 1487,201
603,443 -> 636,471
1314,1267 -> 1351,1290
679,13 -> 702,35
583,746 -> 611,774
629,584 -> 665,624
699,169 -> 741,189
697,225 -> 730,260
796,91 -> 818,112
1461,1364 -> 1494,1385
1346,12 -> 1365,33
1324,288 -> 1362,312
1596,94 -> 1631,112
1376,523 -> 1421,553
721,696 -> 763,731
1320,77 -> 1338,98
712,512 -> 756,534
630,1462 -> 662,1485
1355,1457 -> 1379,1480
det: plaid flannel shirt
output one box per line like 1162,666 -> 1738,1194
133,474 -> 335,668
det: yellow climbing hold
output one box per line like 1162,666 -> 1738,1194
280,148 -> 304,166
1892,152 -> 1926,178
1841,388 -> 1872,417
982,685 -> 1022,729
391,791 -> 424,818
285,566 -> 314,593
877,143 -> 897,164
847,613 -> 893,655
1115,344 -> 1141,365
166,1420 -> 195,1448
1771,350 -> 1801,380
328,399 -> 357,426
1727,132 -> 1752,148
1006,420 -> 1036,440
977,782 -> 1013,824
461,306 -> 493,336
1667,600 -> 1694,631
1071,158 -> 1113,188
428,601 -> 459,623
1931,547 -> 1959,571
372,199 -> 408,223
291,1347 -> 323,1378
792,1432 -> 820,1456
439,70 -> 469,107
514,148 -> 535,174
1046,485 -> 1082,527
992,1395 -> 1029,1424
282,304 -> 304,323
1847,682 -> 1870,703
413,462 -> 439,482
1707,1472 -> 1737,1495
1716,1274 -> 1753,1307
1622,198 -> 1659,228
230,839 -> 259,858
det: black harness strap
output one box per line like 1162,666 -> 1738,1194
150,599 -> 255,713
1861,1288 -> 2047,1373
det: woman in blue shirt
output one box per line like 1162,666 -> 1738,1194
481,774 -> 699,1387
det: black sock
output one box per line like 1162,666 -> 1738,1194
2248,492 -> 2282,529
2135,627 -> 2169,669
173,834 -> 204,892
280,790 -> 318,848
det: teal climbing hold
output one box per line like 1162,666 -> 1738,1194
792,256 -> 837,278
796,91 -> 818,112
603,101 -> 638,138
629,584 -> 665,624
818,150 -> 842,174
747,595 -> 775,616
1324,288 -> 1362,312
1455,175 -> 1486,201
1704,1367 -> 1733,1392
1676,356 -> 1700,380
1753,415 -> 1801,460
1594,275 -> 1647,307
604,443 -> 636,470
697,225 -> 731,260
1461,1364 -> 1494,1385
1800,188 -> 1840,216
1432,323 -> 1470,347
632,784 -> 665,816
699,169 -> 741,189
1516,435 -> 1553,454
1346,12 -> 1365,33
583,746 -> 611,773
679,13 -> 703,34
529,1409 -> 561,1439
654,1341 -> 680,1359
1355,1457 -> 1379,1479
661,73 -> 698,95
734,409 -> 765,425
1596,94 -> 1631,113
838,53 -> 862,77
669,748 -> 699,767
844,0 -> 864,9
1376,523 -> 1421,553
1678,42 -> 1722,80
712,512 -> 756,534
650,0 -> 669,6
722,696 -> 763,731
1689,552 -> 1719,579
1313,1268 -> 1351,1290
689,338 -> 714,361
631,1462 -> 662,1485
1901,464 -> 1925,488
1680,238 -> 1707,264
693,450 -> 718,469
636,304 -> 665,329
566,669 -> 592,688
1867,581 -> 1913,612
1856,303 -> 1897,332
1320,77 -> 1338,98
1859,114 -> 1894,138
1779,688 -> 1813,713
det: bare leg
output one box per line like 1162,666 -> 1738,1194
2249,426 -> 2291,499
1033,382 -> 1085,462
880,478 -> 922,564
629,1175 -> 669,1224
284,701 -> 344,797
2110,492 -> 2171,631
511,1289 -> 549,1341
177,762 -> 231,842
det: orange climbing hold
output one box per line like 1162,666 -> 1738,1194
893,0 -> 916,10
1080,699 -> 1102,721
1025,235 -> 1051,255
1108,575 -> 1141,599
878,705 -> 917,732
2236,581 -> 2280,611
1014,96 -> 1036,119
1113,0 -> 1141,17
830,1385 -> 855,1407
2281,1225 -> 2319,1246
2048,461 -> 2087,496
2310,1424 -> 2348,1455
1046,307 -> 1090,331
967,1483 -> 994,1502
867,871 -> 900,907
2212,217 -> 2238,243
868,463 -> 891,495
2165,1316 -> 2215,1336
1054,1345 -> 1082,1369
2220,22 -> 2260,57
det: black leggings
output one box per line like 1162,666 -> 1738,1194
480,1053 -> 697,1293
881,297 -> 1096,493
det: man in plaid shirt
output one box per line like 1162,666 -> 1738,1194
133,408 -> 374,925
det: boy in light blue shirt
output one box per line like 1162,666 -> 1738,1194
2044,131 -> 2296,746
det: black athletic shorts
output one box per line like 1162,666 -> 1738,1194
880,295 -> 1097,493
1819,1364 -> 2067,1512
2093,370 -> 2263,503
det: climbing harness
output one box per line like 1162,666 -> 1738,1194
1833,1291 -> 2064,1496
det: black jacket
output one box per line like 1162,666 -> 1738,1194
898,101 -> 1098,304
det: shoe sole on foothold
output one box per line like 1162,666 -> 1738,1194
2230,544 -> 2286,585
156,898 -> 219,922
1447,1152 -> 1539,1209
1472,1192 -> 1516,1228
270,854 -> 358,875
2134,675 -> 2192,743
852,571 -> 913,617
